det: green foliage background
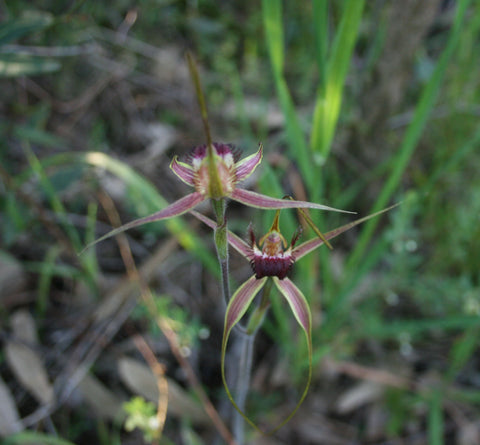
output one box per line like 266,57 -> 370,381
1,1 -> 479,444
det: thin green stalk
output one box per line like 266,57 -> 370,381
212,198 -> 231,306
428,389 -> 444,445
346,0 -> 472,273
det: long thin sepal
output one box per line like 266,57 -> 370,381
269,277 -> 312,434
221,276 -> 268,433
231,188 -> 355,213
80,192 -> 205,254
190,210 -> 252,258
293,202 -> 401,260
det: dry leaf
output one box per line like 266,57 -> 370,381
5,310 -> 55,405
78,373 -> 124,420
335,381 -> 383,414
118,357 -> 208,424
457,422 -> 480,445
0,375 -> 22,437
0,252 -> 27,307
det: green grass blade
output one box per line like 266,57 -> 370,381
312,0 -> 328,92
358,315 -> 480,340
23,144 -> 83,252
0,15 -> 53,45
428,390 -> 444,445
346,0 -> 472,272
262,0 -> 314,190
423,125 -> 480,195
311,0 -> 365,163
3,431 -> 77,445
261,0 -> 284,75
446,327 -> 480,381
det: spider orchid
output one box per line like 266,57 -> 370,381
190,203 -> 398,433
82,142 -> 353,251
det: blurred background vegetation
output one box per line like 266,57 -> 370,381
1,0 -> 479,444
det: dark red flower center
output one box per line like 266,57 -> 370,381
250,252 -> 294,280
248,229 -> 296,280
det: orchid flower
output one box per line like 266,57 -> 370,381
83,142 -> 353,251
190,203 -> 398,433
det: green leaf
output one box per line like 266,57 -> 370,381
0,15 -> 53,45
3,431 -> 77,445
428,390 -> 444,445
0,54 -> 60,77
347,0 -> 473,271
311,0 -> 365,162
79,152 -> 219,275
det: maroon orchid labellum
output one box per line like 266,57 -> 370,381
190,202 -> 399,433
82,142 -> 353,252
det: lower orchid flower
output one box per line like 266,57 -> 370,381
191,202 -> 399,433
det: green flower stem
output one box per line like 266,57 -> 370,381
211,196 -> 251,444
233,279 -> 273,443
212,198 -> 231,307
233,332 -> 255,445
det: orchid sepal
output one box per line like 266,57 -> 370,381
293,202 -> 401,260
191,203 -> 399,262
220,274 -> 313,435
220,276 -> 269,432
234,143 -> 263,182
80,192 -> 204,254
190,210 -> 252,258
271,276 -> 313,433
231,188 -> 355,213
170,156 -> 195,186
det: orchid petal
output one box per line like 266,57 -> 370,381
81,192 -> 205,253
221,275 -> 267,432
170,156 -> 195,186
189,210 -> 252,258
273,277 -> 312,339
270,277 -> 312,433
293,203 -> 400,260
234,144 -> 263,182
224,276 -> 268,342
231,188 -> 355,213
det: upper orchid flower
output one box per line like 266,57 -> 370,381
190,202 -> 398,433
83,142 -> 352,250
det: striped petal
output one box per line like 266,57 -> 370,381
221,275 -> 268,432
189,210 -> 252,258
269,277 -> 312,433
231,188 -> 355,213
293,203 -> 400,260
223,276 -> 268,344
234,144 -> 263,182
170,156 -> 195,186
81,192 -> 205,253
273,277 -> 312,339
